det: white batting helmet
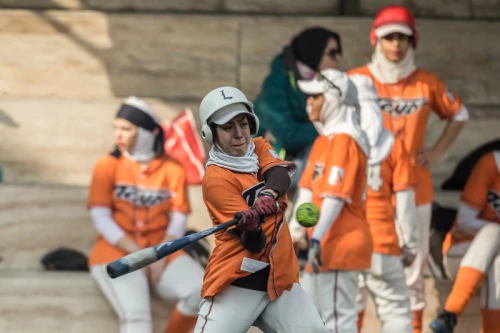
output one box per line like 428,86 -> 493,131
199,86 -> 259,144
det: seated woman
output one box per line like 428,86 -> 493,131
193,86 -> 328,333
430,149 -> 500,333
87,96 -> 204,333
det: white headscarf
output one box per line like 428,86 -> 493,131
349,75 -> 394,165
301,70 -> 370,156
368,41 -> 417,84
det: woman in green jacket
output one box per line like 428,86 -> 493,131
253,27 -> 342,195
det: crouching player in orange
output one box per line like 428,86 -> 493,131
193,86 -> 328,333
87,96 -> 204,333
430,150 -> 500,333
353,74 -> 418,333
290,69 -> 373,332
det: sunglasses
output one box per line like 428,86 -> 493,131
325,48 -> 341,58
382,33 -> 410,41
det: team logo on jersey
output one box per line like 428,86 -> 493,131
328,166 -> 344,186
312,163 -> 325,181
114,184 -> 174,207
487,189 -> 500,217
378,97 -> 428,116
242,181 -> 266,206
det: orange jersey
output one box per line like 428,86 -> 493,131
348,67 -> 465,205
299,133 -> 373,272
443,151 -> 500,253
365,137 -> 416,255
87,151 -> 190,267
201,137 -> 299,301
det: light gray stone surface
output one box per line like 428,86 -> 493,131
224,0 -> 340,14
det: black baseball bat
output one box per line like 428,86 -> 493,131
106,218 -> 239,279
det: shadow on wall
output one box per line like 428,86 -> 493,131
28,5 -> 239,101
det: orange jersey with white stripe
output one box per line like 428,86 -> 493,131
348,66 -> 465,205
366,137 -> 416,255
299,133 -> 373,271
443,151 -> 500,252
87,152 -> 190,267
201,137 -> 299,301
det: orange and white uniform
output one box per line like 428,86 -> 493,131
349,63 -> 468,319
290,69 -> 373,333
300,134 -> 372,272
194,137 -> 328,333
200,137 -> 299,299
438,150 -> 500,331
88,96 -> 204,333
354,6 -> 468,332
348,67 -> 466,206
357,136 -> 417,333
88,153 -> 190,266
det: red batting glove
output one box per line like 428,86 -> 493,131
234,209 -> 260,231
253,192 -> 279,217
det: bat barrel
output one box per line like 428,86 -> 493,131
106,218 -> 240,279
106,247 -> 158,279
106,260 -> 131,279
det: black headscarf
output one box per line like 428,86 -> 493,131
290,27 -> 342,72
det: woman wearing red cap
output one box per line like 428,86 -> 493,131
349,5 -> 469,333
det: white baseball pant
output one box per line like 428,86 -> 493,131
91,254 -> 204,333
301,270 -> 359,333
445,223 -> 500,309
357,253 -> 413,333
404,203 -> 431,311
194,283 -> 328,333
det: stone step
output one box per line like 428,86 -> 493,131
0,184 -> 212,271
0,10 -> 497,103
0,271 -> 480,333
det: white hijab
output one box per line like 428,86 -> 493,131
368,41 -> 417,84
206,141 -> 259,173
309,70 -> 370,156
350,75 -> 395,165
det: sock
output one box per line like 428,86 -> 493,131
412,310 -> 423,333
164,307 -> 198,333
445,266 -> 485,315
480,309 -> 500,333
357,310 -> 365,332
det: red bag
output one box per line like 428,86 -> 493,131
162,109 -> 206,185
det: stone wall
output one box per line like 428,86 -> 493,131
0,0 -> 499,18
0,10 -> 498,103
0,8 -> 498,187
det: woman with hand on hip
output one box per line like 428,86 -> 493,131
193,86 -> 328,333
348,6 -> 468,332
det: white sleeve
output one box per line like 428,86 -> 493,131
90,206 -> 125,245
457,202 -> 489,230
311,197 -> 345,241
395,189 -> 418,252
166,212 -> 188,239
289,188 -> 313,242
453,106 -> 469,121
